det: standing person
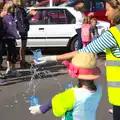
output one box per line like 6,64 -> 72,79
90,17 -> 99,41
81,16 -> 91,48
13,0 -> 32,68
67,0 -> 84,50
37,0 -> 120,119
0,10 -> 7,70
2,1 -> 19,75
29,52 -> 102,120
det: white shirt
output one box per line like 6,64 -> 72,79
73,84 -> 102,120
71,8 -> 84,29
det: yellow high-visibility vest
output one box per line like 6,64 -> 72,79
106,25 -> 120,106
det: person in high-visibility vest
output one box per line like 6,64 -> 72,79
36,0 -> 120,120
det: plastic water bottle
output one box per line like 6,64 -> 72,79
32,49 -> 42,63
28,96 -> 39,106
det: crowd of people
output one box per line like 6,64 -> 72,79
0,0 -> 100,75
32,0 -> 120,120
0,0 -> 37,76
0,0 -> 120,120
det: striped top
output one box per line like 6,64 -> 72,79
78,30 -> 120,57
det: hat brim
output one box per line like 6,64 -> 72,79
77,67 -> 101,80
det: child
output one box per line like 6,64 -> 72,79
90,17 -> 99,41
29,52 -> 102,120
0,10 -> 7,69
2,1 -> 19,75
81,16 -> 91,48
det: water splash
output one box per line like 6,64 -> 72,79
12,92 -> 18,104
3,62 -> 63,108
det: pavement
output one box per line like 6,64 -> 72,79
0,54 -> 113,120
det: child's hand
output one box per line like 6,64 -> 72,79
29,105 -> 41,115
88,12 -> 94,17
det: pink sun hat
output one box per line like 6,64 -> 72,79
62,52 -> 101,80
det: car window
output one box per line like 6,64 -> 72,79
29,9 -> 46,25
46,9 -> 67,24
65,10 -> 75,24
29,8 -> 75,25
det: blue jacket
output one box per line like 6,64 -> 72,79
3,13 -> 19,39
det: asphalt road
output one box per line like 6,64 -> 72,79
0,55 -> 113,120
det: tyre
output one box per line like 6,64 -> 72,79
69,37 -> 82,51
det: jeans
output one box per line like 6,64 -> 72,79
113,105 -> 120,120
76,28 -> 82,50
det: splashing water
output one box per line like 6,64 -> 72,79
24,62 -> 63,102
3,61 -> 64,108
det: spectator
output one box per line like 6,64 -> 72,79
28,8 -> 40,23
0,10 -> 7,69
90,17 -> 99,41
2,1 -> 19,75
13,0 -> 32,68
29,52 -> 102,120
81,16 -> 91,48
67,0 -> 84,50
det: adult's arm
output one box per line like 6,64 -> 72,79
24,14 -> 33,21
78,31 -> 117,53
3,16 -> 19,39
0,17 -> 2,22
56,51 -> 78,61
38,30 -> 117,62
0,17 -> 3,30
57,31 -> 117,60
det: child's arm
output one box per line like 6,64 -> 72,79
96,26 -> 99,37
52,89 -> 75,117
91,32 -> 94,40
40,99 -> 52,113
29,89 -> 75,116
90,27 -> 94,40
29,99 -> 52,115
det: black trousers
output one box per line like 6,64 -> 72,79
0,40 -> 5,65
19,32 -> 28,49
5,39 -> 16,63
75,28 -> 82,50
113,105 -> 120,120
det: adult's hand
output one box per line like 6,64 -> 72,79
38,56 -> 57,61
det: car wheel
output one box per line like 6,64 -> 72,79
69,37 -> 82,51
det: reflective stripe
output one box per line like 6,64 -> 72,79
108,82 -> 120,87
116,25 -> 120,31
106,60 -> 120,66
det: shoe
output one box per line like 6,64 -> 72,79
108,109 -> 113,114
5,68 -> 12,75
0,65 -> 6,70
12,69 -> 21,77
5,69 -> 21,77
